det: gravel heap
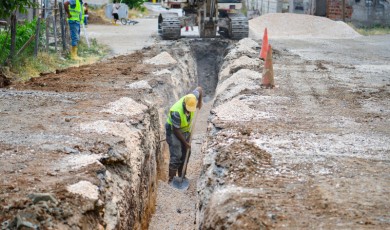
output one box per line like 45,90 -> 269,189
126,80 -> 152,90
144,51 -> 177,65
249,13 -> 361,39
101,97 -> 148,117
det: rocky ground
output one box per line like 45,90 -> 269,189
197,36 -> 390,229
1,11 -> 390,230
0,37 -> 200,228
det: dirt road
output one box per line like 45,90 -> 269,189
87,19 -> 157,56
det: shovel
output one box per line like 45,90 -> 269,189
171,110 -> 198,190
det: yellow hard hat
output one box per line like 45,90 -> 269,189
184,94 -> 197,112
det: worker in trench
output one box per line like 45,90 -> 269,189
165,87 -> 203,183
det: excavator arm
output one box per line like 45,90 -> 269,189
158,0 -> 248,39
198,0 -> 218,38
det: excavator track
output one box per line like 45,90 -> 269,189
229,14 -> 249,40
158,13 -> 181,40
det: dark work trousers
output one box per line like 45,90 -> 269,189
165,123 -> 191,171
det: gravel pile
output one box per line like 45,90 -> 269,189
216,69 -> 261,104
101,97 -> 148,117
126,80 -> 152,90
67,181 -> 99,201
249,13 -> 361,39
144,51 -> 177,65
152,69 -> 172,76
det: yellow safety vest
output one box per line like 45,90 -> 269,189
81,5 -> 85,24
166,96 -> 194,133
68,0 -> 81,22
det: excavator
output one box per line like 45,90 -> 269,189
158,0 -> 249,40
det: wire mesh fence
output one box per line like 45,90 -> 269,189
0,0 -> 72,66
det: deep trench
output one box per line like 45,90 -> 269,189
148,39 -> 230,229
190,40 -> 230,100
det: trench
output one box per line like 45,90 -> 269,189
148,39 -> 230,230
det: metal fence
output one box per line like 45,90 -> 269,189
0,0 -> 71,66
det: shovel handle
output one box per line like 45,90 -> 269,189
180,109 -> 198,180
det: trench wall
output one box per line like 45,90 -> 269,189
195,38 -> 265,228
195,36 -> 390,228
99,40 -> 200,229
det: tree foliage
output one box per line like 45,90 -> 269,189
0,0 -> 37,18
0,19 -> 42,63
119,0 -> 147,9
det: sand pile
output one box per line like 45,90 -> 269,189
144,52 -> 177,65
249,13 -> 361,39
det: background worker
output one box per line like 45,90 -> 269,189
64,0 -> 82,60
83,3 -> 89,27
112,1 -> 121,25
165,87 -> 203,183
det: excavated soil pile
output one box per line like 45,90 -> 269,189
249,13 -> 361,39
88,11 -> 111,25
0,40 -> 199,229
196,36 -> 390,229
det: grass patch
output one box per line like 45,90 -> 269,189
78,38 -> 110,58
3,38 -> 109,82
11,52 -> 67,81
349,23 -> 390,35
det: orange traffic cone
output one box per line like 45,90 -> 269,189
260,28 -> 268,60
262,44 -> 274,88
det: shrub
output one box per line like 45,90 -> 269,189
0,19 -> 45,65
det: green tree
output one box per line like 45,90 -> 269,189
119,0 -> 146,9
0,0 -> 36,18
0,0 -> 37,62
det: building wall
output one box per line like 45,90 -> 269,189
327,0 -> 353,20
260,0 -> 284,14
246,0 -> 283,15
245,0 -> 390,27
351,0 -> 390,26
288,0 -> 316,14
316,0 -> 326,16
326,0 -> 390,26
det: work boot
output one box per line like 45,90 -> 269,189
70,46 -> 82,61
168,168 -> 177,183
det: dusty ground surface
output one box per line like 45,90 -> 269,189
1,11 -> 390,230
196,35 -> 390,229
0,51 -> 165,229
87,19 -> 157,56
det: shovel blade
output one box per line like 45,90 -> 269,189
171,176 -> 189,190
